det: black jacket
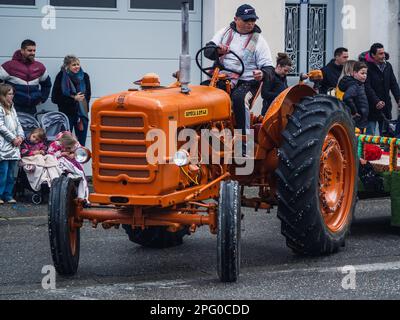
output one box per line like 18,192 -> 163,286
261,71 -> 288,116
338,76 -> 369,129
51,70 -> 91,117
362,60 -> 400,121
319,59 -> 343,94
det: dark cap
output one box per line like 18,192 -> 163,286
235,4 -> 259,20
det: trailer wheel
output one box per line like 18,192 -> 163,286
32,193 -> 42,205
48,175 -> 80,275
276,95 -> 357,255
217,180 -> 241,283
122,225 -> 189,249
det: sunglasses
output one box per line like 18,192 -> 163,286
242,18 -> 257,23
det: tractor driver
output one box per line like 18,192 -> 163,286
204,4 -> 274,147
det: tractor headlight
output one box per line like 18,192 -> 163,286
75,147 -> 92,164
173,150 -> 190,167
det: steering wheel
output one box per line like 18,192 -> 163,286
195,45 -> 245,79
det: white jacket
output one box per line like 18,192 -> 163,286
211,24 -> 273,81
0,104 -> 24,161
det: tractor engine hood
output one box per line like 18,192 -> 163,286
91,85 -> 232,129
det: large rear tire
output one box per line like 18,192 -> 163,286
276,95 -> 358,255
122,225 -> 189,249
48,175 -> 80,275
217,180 -> 241,283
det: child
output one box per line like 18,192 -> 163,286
48,131 -> 89,200
20,127 -> 47,157
20,128 -> 61,192
0,84 -> 24,204
338,61 -> 369,131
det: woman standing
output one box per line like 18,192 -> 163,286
52,55 -> 91,146
0,84 -> 24,204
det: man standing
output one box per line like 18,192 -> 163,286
204,4 -> 273,143
361,43 -> 400,135
0,39 -> 51,114
318,47 -> 349,94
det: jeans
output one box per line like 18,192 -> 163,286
0,160 -> 17,201
366,121 -> 384,136
67,114 -> 89,146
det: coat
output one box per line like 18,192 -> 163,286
360,52 -> 400,121
319,59 -> 343,94
261,71 -> 288,115
0,104 -> 24,161
338,76 -> 369,129
204,22 -> 273,82
20,137 -> 48,157
0,51 -> 51,113
51,70 -> 91,117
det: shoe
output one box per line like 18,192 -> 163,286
0,199 -> 4,204
6,199 -> 17,204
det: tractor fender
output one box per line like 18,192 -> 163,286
256,84 -> 317,161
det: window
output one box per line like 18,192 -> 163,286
0,0 -> 35,5
50,0 -> 116,8
130,0 -> 194,10
307,4 -> 327,71
285,4 -> 300,75
285,2 -> 329,76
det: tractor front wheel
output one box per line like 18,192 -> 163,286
217,180 -> 241,282
48,175 -> 80,275
276,95 -> 358,255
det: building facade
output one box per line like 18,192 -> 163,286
1,0 -> 399,173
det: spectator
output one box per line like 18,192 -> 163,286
338,61 -> 369,131
204,4 -> 273,154
0,84 -> 24,204
318,47 -> 349,94
51,55 -> 91,146
0,39 -> 51,114
360,43 -> 400,136
261,53 -> 291,116
336,60 -> 357,100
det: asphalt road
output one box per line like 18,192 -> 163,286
1,190 -> 400,300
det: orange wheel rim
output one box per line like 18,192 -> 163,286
319,124 -> 355,233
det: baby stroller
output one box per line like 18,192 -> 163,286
37,110 -> 70,142
15,111 -> 70,204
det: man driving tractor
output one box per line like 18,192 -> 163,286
204,4 -> 274,153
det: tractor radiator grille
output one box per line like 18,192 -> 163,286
95,112 -> 156,182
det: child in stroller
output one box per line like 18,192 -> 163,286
15,111 -> 70,204
19,128 -> 62,203
48,131 -> 89,200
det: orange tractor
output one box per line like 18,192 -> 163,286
48,3 -> 358,282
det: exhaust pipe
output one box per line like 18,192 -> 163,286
180,1 -> 191,94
